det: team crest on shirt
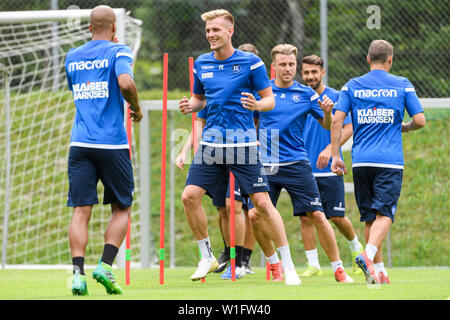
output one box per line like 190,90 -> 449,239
232,64 -> 241,73
291,93 -> 300,102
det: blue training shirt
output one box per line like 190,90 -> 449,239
304,86 -> 351,175
193,49 -> 271,146
335,69 -> 423,168
258,80 -> 323,164
65,40 -> 134,149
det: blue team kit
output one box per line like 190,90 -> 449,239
186,49 -> 271,197
247,80 -> 327,215
335,69 -> 423,221
65,40 -> 135,207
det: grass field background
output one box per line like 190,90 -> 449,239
0,267 -> 448,300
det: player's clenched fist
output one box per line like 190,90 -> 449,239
179,96 -> 193,114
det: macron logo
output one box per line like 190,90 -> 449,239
68,59 -> 109,72
354,88 -> 397,98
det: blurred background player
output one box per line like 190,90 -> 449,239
178,9 -> 301,285
331,39 -> 426,284
300,54 -> 363,277
249,44 -> 354,283
65,5 -> 143,296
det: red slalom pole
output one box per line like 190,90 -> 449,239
125,105 -> 132,286
159,53 -> 168,285
229,172 -> 236,281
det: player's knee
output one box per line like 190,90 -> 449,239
300,215 -> 312,227
248,208 -> 261,225
252,198 -> 272,213
330,216 -> 343,226
308,211 -> 328,226
218,206 -> 228,218
181,189 -> 201,208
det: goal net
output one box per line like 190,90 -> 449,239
0,9 -> 142,267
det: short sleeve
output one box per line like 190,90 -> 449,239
115,46 -> 134,78
64,54 -> 73,91
193,59 -> 204,95
403,80 -> 423,117
249,56 -> 271,92
197,107 -> 207,119
309,89 -> 324,120
334,83 -> 352,114
332,91 -> 351,125
65,67 -> 72,91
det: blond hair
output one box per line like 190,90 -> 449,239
271,44 -> 298,62
201,9 -> 234,26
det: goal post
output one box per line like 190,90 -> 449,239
0,9 -> 143,269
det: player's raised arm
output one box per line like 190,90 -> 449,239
118,73 -> 143,122
317,94 -> 334,129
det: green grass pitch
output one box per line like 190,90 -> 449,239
1,267 -> 448,300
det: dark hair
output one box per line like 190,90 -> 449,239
368,40 -> 394,63
301,55 -> 324,68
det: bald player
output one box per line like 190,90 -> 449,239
65,5 -> 143,296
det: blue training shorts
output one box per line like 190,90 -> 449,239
67,146 -> 134,208
247,161 -> 323,216
352,166 -> 403,222
185,145 -> 269,200
315,175 -> 346,218
210,173 -> 246,208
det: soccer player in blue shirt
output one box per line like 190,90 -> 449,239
249,44 -> 354,283
175,43 -> 259,279
175,43 -> 261,278
331,40 -> 426,284
65,5 -> 143,296
178,9 -> 301,285
300,55 -> 364,277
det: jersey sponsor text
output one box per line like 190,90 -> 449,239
354,88 -> 397,98
73,81 -> 109,101
68,59 -> 109,72
357,108 -> 394,124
